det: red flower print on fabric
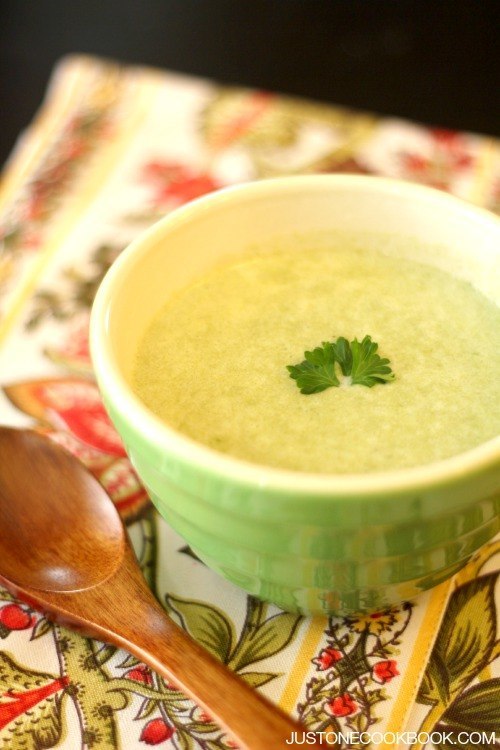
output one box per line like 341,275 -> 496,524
28,380 -> 126,456
124,666 -> 153,685
140,718 -> 175,744
372,659 -> 399,684
326,692 -> 358,717
0,604 -> 35,636
312,647 -> 342,671
0,676 -> 69,730
399,128 -> 475,191
141,160 -> 220,209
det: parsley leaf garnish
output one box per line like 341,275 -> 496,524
349,335 -> 395,387
286,341 -> 339,394
332,336 -> 352,376
287,335 -> 394,394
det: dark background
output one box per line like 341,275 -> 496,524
1,0 -> 499,167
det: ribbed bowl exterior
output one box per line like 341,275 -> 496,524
91,176 -> 500,615
105,396 -> 500,615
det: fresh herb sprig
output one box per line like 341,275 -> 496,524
287,335 -> 395,394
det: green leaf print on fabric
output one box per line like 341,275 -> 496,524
443,679 -> 500,733
166,596 -> 236,663
166,594 -> 302,683
416,540 -> 500,750
228,612 -> 302,671
238,671 -> 277,689
418,575 -> 496,707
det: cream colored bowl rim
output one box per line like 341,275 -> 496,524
90,175 -> 500,498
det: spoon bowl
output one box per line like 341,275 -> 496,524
0,427 -> 320,750
0,428 -> 124,592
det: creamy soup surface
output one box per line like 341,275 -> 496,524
133,243 -> 500,473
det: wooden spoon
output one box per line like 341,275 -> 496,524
0,427 -> 327,750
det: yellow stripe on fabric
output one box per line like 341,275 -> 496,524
0,58 -> 86,208
278,616 -> 327,714
380,579 -> 453,746
0,75 -> 159,346
477,664 -> 492,681
468,138 -> 499,207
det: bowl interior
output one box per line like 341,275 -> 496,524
105,178 -> 500,395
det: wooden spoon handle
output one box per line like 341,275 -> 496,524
58,547 -> 325,750
115,574 -> 323,747
114,596 -> 318,750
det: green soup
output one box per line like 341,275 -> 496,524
133,245 -> 500,474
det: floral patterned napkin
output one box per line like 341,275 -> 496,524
0,55 -> 498,750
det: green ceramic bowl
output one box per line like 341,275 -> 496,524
90,175 -> 500,615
